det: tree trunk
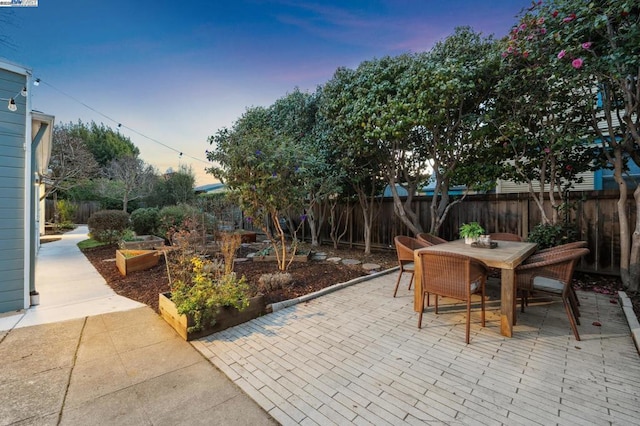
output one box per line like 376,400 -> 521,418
629,185 -> 640,292
613,148 -> 631,287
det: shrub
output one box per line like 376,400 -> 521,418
87,210 -> 130,244
257,272 -> 293,293
527,223 -> 578,250
56,199 -> 77,228
130,207 -> 160,236
158,204 -> 216,243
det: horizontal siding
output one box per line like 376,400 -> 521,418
0,256 -> 24,272
0,218 -> 24,230
0,288 -> 25,312
0,66 -> 26,314
497,171 -> 594,194
0,206 -> 23,220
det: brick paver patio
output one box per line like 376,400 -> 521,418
192,272 -> 640,425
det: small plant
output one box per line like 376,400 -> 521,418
166,229 -> 250,333
56,199 -> 76,229
170,257 -> 250,333
258,272 -> 293,293
527,223 -> 578,250
459,222 -> 485,239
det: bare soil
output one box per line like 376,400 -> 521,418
80,242 -> 397,313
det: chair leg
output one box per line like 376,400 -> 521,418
562,296 -> 581,341
571,285 -> 581,306
481,281 -> 486,328
407,272 -> 414,291
418,292 -> 426,329
393,270 -> 403,297
466,299 -> 471,344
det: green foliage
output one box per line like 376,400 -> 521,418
67,120 -> 139,167
56,199 -> 76,228
170,256 -> 250,333
207,105 -> 308,270
147,165 -> 196,207
130,207 -> 160,236
87,210 -> 130,244
527,223 -> 578,250
459,222 -> 485,239
157,204 -> 212,242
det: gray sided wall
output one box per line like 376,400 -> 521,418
0,67 -> 26,312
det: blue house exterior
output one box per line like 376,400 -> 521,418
0,59 -> 53,313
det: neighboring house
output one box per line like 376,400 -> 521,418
0,59 -> 54,313
194,182 -> 226,195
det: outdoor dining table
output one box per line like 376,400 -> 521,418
413,239 -> 537,337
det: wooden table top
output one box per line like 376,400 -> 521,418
419,239 -> 537,269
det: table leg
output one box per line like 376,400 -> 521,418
500,269 -> 515,337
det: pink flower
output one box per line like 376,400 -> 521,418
539,28 -> 547,34
557,50 -> 566,59
552,10 -> 559,17
501,51 -> 508,58
566,165 -> 573,171
544,147 -> 551,154
572,58 -> 584,69
581,42 -> 592,49
563,13 -> 576,23
523,51 -> 530,58
537,18 -> 545,25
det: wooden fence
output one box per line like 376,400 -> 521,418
48,190 -> 632,276
311,190 -> 632,276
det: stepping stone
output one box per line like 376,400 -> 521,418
312,254 -> 327,261
342,258 -> 361,265
362,263 -> 380,271
234,258 -> 249,263
246,253 -> 255,258
327,257 -> 341,263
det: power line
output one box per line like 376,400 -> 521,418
36,78 -> 211,166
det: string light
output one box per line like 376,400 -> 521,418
34,78 -> 40,86
33,77 -> 211,165
1,85 -> 28,111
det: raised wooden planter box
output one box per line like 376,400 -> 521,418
120,235 -> 165,250
159,293 -> 267,341
116,249 -> 159,276
235,230 -> 257,243
252,251 -> 311,263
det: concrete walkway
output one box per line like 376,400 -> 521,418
193,273 -> 640,425
0,226 -> 143,331
0,227 -> 276,425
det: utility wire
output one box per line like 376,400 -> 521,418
37,78 -> 211,165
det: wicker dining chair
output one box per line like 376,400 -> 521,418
416,250 -> 488,344
524,241 -> 588,307
416,233 -> 448,245
535,240 -> 588,255
393,236 -> 432,297
515,248 -> 589,341
488,232 -> 523,242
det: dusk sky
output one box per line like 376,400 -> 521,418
2,0 -> 531,185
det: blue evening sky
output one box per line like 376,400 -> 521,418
2,0 -> 531,184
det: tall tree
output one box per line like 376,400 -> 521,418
67,120 -> 139,167
45,123 -> 100,201
207,106 -> 307,271
407,27 -> 503,234
98,155 -> 156,212
349,54 -> 431,236
318,67 -> 386,254
496,9 -> 595,226
517,0 -> 640,289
